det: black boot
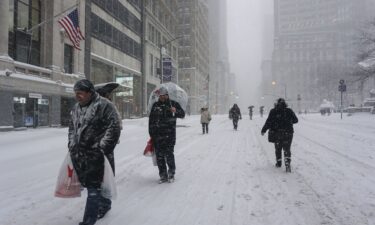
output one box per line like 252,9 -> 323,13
80,188 -> 100,225
275,159 -> 282,167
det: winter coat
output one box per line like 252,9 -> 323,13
261,106 -> 298,136
229,107 -> 242,121
200,110 -> 211,124
68,93 -> 121,188
149,99 -> 185,147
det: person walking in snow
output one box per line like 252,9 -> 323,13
229,104 -> 242,130
259,106 -> 264,118
248,106 -> 254,120
261,98 -> 298,172
200,107 -> 212,134
68,79 -> 121,225
149,87 -> 185,183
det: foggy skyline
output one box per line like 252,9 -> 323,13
227,0 -> 273,110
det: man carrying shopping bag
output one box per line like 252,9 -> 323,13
68,79 -> 121,225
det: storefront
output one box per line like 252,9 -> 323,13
13,93 -> 50,128
115,74 -> 141,118
91,59 -> 142,118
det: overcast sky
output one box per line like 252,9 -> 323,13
227,0 -> 273,110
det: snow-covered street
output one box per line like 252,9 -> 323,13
1,114 -> 375,225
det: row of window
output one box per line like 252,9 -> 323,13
92,0 -> 142,36
91,13 -> 142,60
127,0 -> 141,12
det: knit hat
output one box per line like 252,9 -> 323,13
74,79 -> 95,93
159,86 -> 168,95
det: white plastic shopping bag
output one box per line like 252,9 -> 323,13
101,156 -> 117,200
54,153 -> 82,198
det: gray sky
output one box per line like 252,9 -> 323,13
227,0 -> 273,110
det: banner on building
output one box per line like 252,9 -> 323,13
162,57 -> 172,82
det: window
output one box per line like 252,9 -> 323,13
149,54 -> 153,76
10,0 -> 41,66
64,44 -> 73,74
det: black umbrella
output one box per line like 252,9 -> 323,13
95,82 -> 120,95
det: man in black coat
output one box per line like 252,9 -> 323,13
149,87 -> 185,183
229,104 -> 242,130
68,79 -> 121,225
261,98 -> 298,172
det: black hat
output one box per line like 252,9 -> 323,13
74,79 -> 95,93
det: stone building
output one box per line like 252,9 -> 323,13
142,0 -> 179,113
177,0 -> 209,114
272,0 -> 375,110
0,0 -> 144,130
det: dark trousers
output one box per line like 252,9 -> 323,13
274,135 -> 293,165
81,188 -> 112,225
155,145 -> 176,178
232,119 -> 239,130
81,188 -> 100,225
202,123 -> 209,134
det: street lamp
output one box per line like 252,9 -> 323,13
160,36 -> 183,83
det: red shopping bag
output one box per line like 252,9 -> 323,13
54,153 -> 82,198
143,138 -> 154,156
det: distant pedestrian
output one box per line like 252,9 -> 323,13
229,104 -> 242,130
69,79 -> 121,225
261,98 -> 298,172
260,106 -> 264,118
248,106 -> 254,120
200,107 -> 212,134
149,87 -> 185,183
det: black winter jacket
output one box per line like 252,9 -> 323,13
68,93 -> 121,188
149,99 -> 185,147
261,107 -> 298,134
229,107 -> 242,120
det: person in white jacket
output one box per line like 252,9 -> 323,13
200,107 -> 212,134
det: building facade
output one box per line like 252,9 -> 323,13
177,0 -> 209,114
0,0 -> 147,130
88,0 -> 143,118
143,0 -> 179,114
272,0 -> 375,111
207,0 -> 232,113
0,0 -> 86,130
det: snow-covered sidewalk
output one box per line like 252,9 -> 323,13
0,114 -> 374,225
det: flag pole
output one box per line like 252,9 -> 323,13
26,3 -> 79,33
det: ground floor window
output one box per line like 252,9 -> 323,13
13,94 -> 50,128
61,97 -> 76,127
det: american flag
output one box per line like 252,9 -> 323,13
58,8 -> 85,50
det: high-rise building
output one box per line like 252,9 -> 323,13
177,0 -> 210,114
272,0 -> 375,110
207,0 -> 232,113
88,0 -> 143,118
142,0 -> 179,114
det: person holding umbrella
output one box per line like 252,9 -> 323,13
148,86 -> 185,183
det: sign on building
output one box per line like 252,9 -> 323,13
163,57 -> 172,82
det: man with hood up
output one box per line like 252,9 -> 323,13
148,86 -> 185,183
68,79 -> 121,225
261,98 -> 298,172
